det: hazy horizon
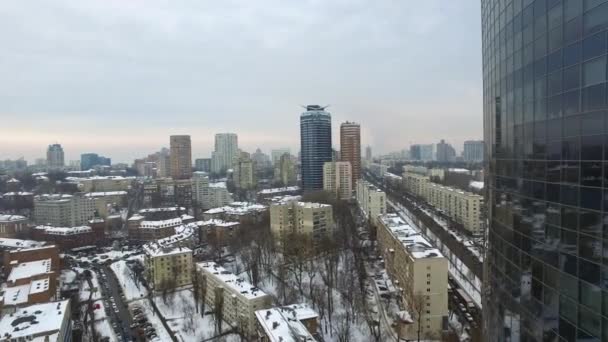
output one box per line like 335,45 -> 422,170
0,1 -> 483,163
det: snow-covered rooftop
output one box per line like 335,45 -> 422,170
469,181 -> 484,190
281,303 -> 319,321
258,186 -> 300,195
139,218 -> 183,229
8,259 -> 52,283
297,201 -> 331,209
204,202 -> 267,215
1,284 -> 30,305
255,307 -> 317,342
0,300 -> 69,340
83,191 -> 128,197
34,194 -> 73,202
143,224 -> 195,257
34,225 -> 92,235
0,238 -> 45,250
448,168 -> 471,174
197,261 -> 268,300
269,195 -> 302,204
209,182 -> 227,189
0,214 -> 27,222
379,214 -> 443,259
198,219 -> 240,228
139,206 -> 185,214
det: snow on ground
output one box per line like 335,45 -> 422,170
94,318 -> 118,342
130,299 -> 174,342
110,258 -> 148,301
152,288 -> 238,342
79,269 -> 102,301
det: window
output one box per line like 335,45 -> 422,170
583,56 -> 606,87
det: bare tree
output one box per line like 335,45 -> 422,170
334,312 -> 352,342
192,268 -> 200,314
200,275 -> 208,317
213,287 -> 224,334
410,291 -> 428,342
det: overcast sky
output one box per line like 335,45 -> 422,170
0,0 -> 482,163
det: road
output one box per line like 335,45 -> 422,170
99,265 -> 140,342
367,269 -> 399,342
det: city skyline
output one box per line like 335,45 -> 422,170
0,1 -> 482,162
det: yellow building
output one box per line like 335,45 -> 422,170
323,161 -> 352,200
426,183 -> 483,235
143,237 -> 193,291
274,153 -> 297,186
233,152 -> 256,190
196,261 -> 272,336
377,214 -> 448,340
355,180 -> 386,227
402,171 -> 431,198
270,200 -> 334,250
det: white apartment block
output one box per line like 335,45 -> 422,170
323,161 -> 352,200
34,194 -> 97,227
356,180 -> 386,227
377,214 -> 448,340
192,174 -> 234,210
67,176 -> 134,192
144,243 -> 193,290
270,200 -> 334,250
196,262 -> 272,336
402,171 -> 431,198
426,183 -> 484,235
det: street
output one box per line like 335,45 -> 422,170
98,265 -> 140,342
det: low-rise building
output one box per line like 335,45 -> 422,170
82,191 -> 127,218
254,304 -> 319,342
143,225 -> 195,290
270,200 -> 333,251
0,300 -> 72,341
356,180 -> 386,227
203,202 -> 267,224
192,174 -> 234,209
196,262 -> 272,336
67,175 -> 134,192
377,214 -> 448,340
402,171 -> 431,198
0,214 -> 29,239
198,219 -> 240,246
31,219 -> 106,250
256,186 -> 301,204
323,161 -> 352,200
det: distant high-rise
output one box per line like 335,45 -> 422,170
80,153 -> 111,170
169,135 -> 192,179
323,161 -> 352,200
274,153 -> 297,186
271,148 -> 291,166
463,140 -> 484,162
365,146 -> 372,161
300,105 -> 332,191
409,145 -> 421,161
194,158 -> 211,173
340,122 -> 361,186
232,152 -> 256,190
46,144 -> 64,170
435,139 -> 455,162
211,133 -> 238,174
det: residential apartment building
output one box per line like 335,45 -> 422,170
34,194 -> 97,227
426,183 -> 483,235
46,144 -> 64,170
402,171 -> 431,199
269,200 -> 333,250
274,153 -> 297,186
67,176 -> 134,192
233,152 -> 256,190
170,135 -> 193,180
462,140 -> 484,162
340,121 -> 361,186
144,240 -> 193,291
377,214 -> 448,340
323,161 -> 352,200
192,174 -> 234,210
211,133 -> 239,174
32,219 -> 106,249
254,304 -> 319,341
355,180 -> 386,227
196,261 -> 272,336
82,191 -> 127,218
195,158 -> 211,172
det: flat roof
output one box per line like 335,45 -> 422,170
8,259 -> 52,282
255,307 -> 317,342
0,238 -> 46,250
143,224 -> 195,257
379,214 -> 443,259
0,300 -> 69,340
1,284 -> 30,305
258,186 -> 300,195
83,191 -> 127,197
198,219 -> 240,228
0,214 -> 27,222
139,218 -> 183,229
35,226 -> 92,235
197,261 -> 268,300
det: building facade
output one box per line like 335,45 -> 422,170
170,135 -> 193,180
46,144 -> 64,170
270,200 -> 334,250
426,183 -> 484,235
274,153 -> 297,186
197,262 -> 272,336
34,194 -> 97,227
211,133 -> 239,174
300,105 -> 332,191
340,121 -> 361,186
355,180 -> 386,227
144,244 -> 192,291
481,1 -> 608,341
80,153 -> 111,170
463,140 -> 484,162
323,161 -> 352,200
377,214 -> 448,340
195,158 -> 211,173
232,152 -> 256,190
0,215 -> 29,239
435,139 -> 456,162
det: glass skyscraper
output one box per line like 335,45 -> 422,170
483,0 -> 608,341
300,105 -> 332,191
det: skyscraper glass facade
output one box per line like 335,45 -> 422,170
300,105 -> 332,191
483,0 -> 608,341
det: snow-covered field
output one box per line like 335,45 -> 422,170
110,258 -> 148,301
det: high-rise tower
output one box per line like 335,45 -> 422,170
170,135 -> 192,179
482,1 -> 608,341
46,144 -> 65,170
300,105 -> 332,191
340,121 -> 361,187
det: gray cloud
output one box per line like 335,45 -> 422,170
0,0 -> 482,163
